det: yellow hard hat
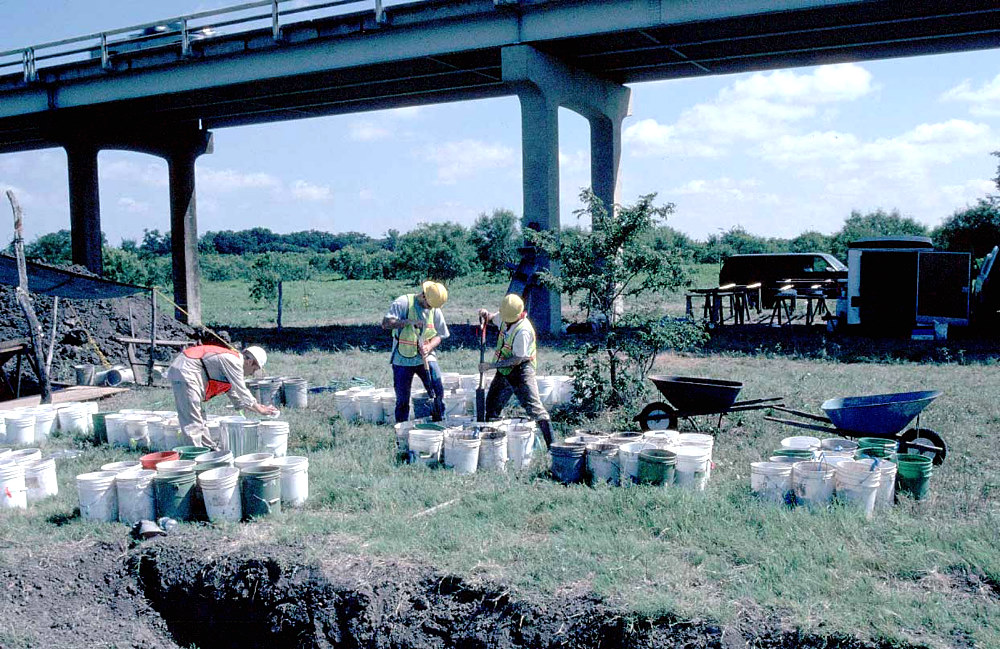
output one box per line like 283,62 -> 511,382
421,281 -> 448,309
500,294 -> 525,323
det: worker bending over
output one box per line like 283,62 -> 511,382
478,294 -> 553,446
382,281 -> 449,422
167,344 -> 277,449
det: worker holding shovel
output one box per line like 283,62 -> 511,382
382,281 -> 449,422
477,294 -> 553,447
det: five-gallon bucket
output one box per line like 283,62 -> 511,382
835,460 -> 881,518
443,431 -> 480,474
173,445 -> 211,461
619,441 -> 655,484
394,421 -> 415,462
258,421 -> 290,458
638,448 -> 677,486
100,460 -> 141,474
241,464 -> 282,518
282,378 -> 309,409
408,427 -> 445,467
104,414 -> 129,447
198,466 -> 242,522
874,459 -> 897,509
124,416 -> 150,451
642,430 -> 679,448
227,420 -> 260,457
234,452 -> 274,472
895,454 -> 934,500
141,451 -> 179,470
77,470 -> 119,521
155,459 -> 197,476
57,405 -> 92,436
478,431 -> 508,473
0,462 -> 27,509
750,461 -> 793,503
821,437 -> 859,453
270,456 -> 309,507
91,412 -> 109,446
4,412 -> 36,445
609,432 -> 643,446
23,457 -> 58,503
154,470 -> 197,521
507,427 -> 535,471
586,443 -> 621,485
10,448 -> 42,465
194,450 -> 234,473
674,445 -> 711,490
115,469 -> 156,524
31,409 -> 57,443
792,461 -> 835,507
549,443 -> 586,484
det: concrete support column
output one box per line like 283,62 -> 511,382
518,89 -> 562,336
167,147 -> 203,326
589,112 -> 625,219
65,142 -> 103,274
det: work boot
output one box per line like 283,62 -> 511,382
537,419 -> 554,448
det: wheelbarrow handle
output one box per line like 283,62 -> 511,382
769,405 -> 833,424
763,415 -> 838,434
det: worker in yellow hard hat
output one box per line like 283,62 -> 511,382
477,293 -> 553,446
382,281 -> 450,422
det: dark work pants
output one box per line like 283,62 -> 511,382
393,361 -> 444,423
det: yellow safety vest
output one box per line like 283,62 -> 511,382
494,316 -> 536,375
393,294 -> 436,359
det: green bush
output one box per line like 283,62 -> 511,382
393,222 -> 475,282
330,246 -> 393,280
933,198 -> 1000,258
830,209 -> 928,261
469,208 -> 520,276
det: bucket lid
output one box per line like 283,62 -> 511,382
241,464 -> 281,478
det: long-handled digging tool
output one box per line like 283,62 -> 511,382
476,317 -> 488,422
418,321 -> 443,421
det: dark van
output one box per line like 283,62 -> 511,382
719,253 -> 847,307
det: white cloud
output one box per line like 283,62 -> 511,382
386,106 -> 423,120
559,150 -> 589,174
197,167 -> 280,192
101,159 -> 168,187
941,75 -> 1000,116
348,119 -> 391,142
359,188 -> 375,201
290,180 -> 332,201
418,140 -> 515,184
625,63 -> 875,157
117,197 -> 149,214
669,177 -> 780,204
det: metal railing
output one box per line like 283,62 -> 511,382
0,0 -> 389,84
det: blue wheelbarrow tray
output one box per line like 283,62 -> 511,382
820,390 -> 942,435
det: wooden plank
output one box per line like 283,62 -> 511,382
112,336 -> 191,348
0,385 -> 129,410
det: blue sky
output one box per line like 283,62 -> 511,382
1,0 -> 999,244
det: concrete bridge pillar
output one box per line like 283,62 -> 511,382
65,141 -> 103,274
502,45 -> 631,335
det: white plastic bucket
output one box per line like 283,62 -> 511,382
674,445 -> 711,490
750,461 -> 793,503
282,379 -> 309,409
23,457 -> 58,502
100,460 -> 141,474
30,409 -> 57,443
781,436 -> 821,451
9,448 -> 42,465
57,405 -> 92,435
586,443 -> 620,485
443,432 -> 481,474
792,461 -> 836,507
77,471 -> 119,521
198,466 -> 242,522
358,391 -> 381,423
269,456 -> 309,507
408,429 -> 444,466
642,430 -> 679,448
507,427 -> 535,471
259,421 -> 289,458
835,460 -> 882,518
3,412 -> 35,445
394,421 -> 415,456
478,433 -> 508,472
234,452 -> 274,471
146,418 -> 167,452
124,415 -> 150,451
443,392 -> 466,418
104,414 -> 129,447
155,459 -> 197,476
0,462 -> 27,509
115,469 -> 156,524
333,390 -> 359,420
618,441 -> 655,484
875,459 -> 897,509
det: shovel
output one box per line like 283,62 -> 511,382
476,318 -> 487,422
418,322 -> 443,421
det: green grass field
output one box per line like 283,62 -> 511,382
5,271 -> 999,648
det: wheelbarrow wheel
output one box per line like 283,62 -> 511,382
638,402 -> 679,431
899,428 -> 947,465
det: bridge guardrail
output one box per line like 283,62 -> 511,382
0,0 -> 388,83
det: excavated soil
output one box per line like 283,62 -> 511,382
0,531 -> 925,649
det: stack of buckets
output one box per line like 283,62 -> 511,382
248,376 -> 309,409
396,419 -> 538,475
549,430 -> 713,489
0,402 -> 99,446
0,447 -> 58,510
751,435 -> 934,516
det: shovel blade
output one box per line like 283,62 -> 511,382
476,388 -> 486,422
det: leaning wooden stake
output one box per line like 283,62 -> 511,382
46,296 -> 59,374
6,189 -> 52,404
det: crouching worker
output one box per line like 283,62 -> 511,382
382,281 -> 449,422
477,294 -> 553,447
166,344 -> 278,449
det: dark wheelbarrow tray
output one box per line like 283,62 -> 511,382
766,389 -> 948,464
636,375 -> 781,431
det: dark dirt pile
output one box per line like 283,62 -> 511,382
0,531 -> 924,649
0,278 -> 202,394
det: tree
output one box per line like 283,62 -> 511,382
830,209 -> 928,261
393,222 -> 475,282
248,254 -> 280,303
530,190 -> 701,413
139,229 -> 171,256
933,198 -> 1000,259
23,230 -> 73,266
469,208 -> 520,277
103,247 -> 149,285
789,230 -> 831,253
330,245 -> 393,279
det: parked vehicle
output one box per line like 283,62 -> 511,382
92,22 -> 215,60
718,253 -> 847,307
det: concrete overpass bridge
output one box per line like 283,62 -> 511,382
1,0 -> 998,330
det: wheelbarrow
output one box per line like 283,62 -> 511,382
764,390 -> 947,465
635,375 -> 783,431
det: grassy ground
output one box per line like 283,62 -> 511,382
2,344 -> 998,648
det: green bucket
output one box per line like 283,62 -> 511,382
154,471 -> 197,521
241,465 -> 282,519
855,447 -> 894,460
773,448 -> 814,459
91,413 -> 109,446
173,445 -> 211,461
858,437 -> 898,451
895,454 -> 934,500
637,449 -> 677,486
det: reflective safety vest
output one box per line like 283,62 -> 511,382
494,315 -> 536,375
182,344 -> 240,401
393,294 -> 436,359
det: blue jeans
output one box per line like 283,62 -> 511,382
393,361 -> 444,422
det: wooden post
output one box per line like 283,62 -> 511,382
277,280 -> 283,331
149,288 -> 157,386
6,189 -> 52,404
46,296 -> 59,374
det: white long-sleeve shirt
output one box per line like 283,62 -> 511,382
166,349 -> 257,409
